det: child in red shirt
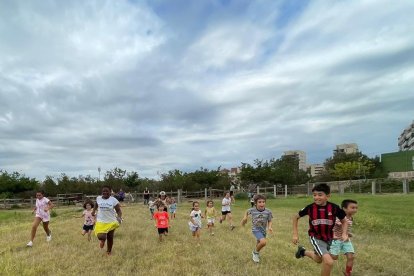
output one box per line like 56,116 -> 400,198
153,204 -> 169,242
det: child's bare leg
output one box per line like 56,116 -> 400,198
159,234 -> 163,242
345,253 -> 354,275
304,250 -> 322,263
256,238 -> 267,252
106,230 -> 114,254
87,231 -> 92,241
82,230 -> 87,236
97,233 -> 107,248
227,214 -> 234,227
42,221 -> 51,236
30,217 -> 42,241
321,254 -> 334,276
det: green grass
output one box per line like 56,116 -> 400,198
0,194 -> 413,275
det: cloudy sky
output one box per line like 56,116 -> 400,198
1,0 -> 414,180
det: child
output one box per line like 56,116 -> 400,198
153,204 -> 169,242
330,199 -> 358,276
148,198 -> 156,219
169,198 -> 177,219
189,201 -> 203,245
26,190 -> 53,247
74,201 -> 95,241
241,194 -> 273,263
292,183 -> 348,276
205,200 -> 217,236
250,194 -> 255,207
219,192 -> 235,230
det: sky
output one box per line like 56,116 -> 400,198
1,0 -> 414,181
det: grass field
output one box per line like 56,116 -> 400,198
0,194 -> 413,276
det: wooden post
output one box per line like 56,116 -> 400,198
257,185 -> 260,195
285,185 -> 288,198
339,183 -> 344,195
209,187 -> 212,199
205,188 -> 208,201
403,179 -> 408,194
273,185 -> 276,198
372,180 -> 376,195
177,189 -> 182,204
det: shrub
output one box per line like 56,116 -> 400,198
51,210 -> 58,218
234,192 -> 248,200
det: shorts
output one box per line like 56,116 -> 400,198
252,230 -> 266,241
83,224 -> 94,231
35,214 -> 50,222
94,221 -> 120,235
221,210 -> 231,215
329,239 -> 355,255
230,191 -> 234,196
169,209 -> 176,214
157,227 -> 169,234
309,236 -> 331,257
188,222 -> 201,232
207,218 -> 215,225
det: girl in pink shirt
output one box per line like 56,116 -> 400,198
74,200 -> 95,241
26,190 -> 53,247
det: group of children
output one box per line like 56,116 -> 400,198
27,184 -> 357,275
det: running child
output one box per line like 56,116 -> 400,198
148,198 -> 156,219
74,200 -> 95,241
219,192 -> 235,230
153,204 -> 169,242
188,201 -> 203,245
241,194 -> 273,263
26,190 -> 53,247
330,199 -> 358,276
204,200 -> 217,236
292,183 -> 348,276
169,197 -> 177,219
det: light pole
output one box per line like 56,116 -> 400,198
98,167 -> 101,182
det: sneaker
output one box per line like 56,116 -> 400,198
230,225 -> 235,231
26,241 -> 33,247
211,232 -> 215,236
295,245 -> 306,259
46,234 -> 52,242
252,251 -> 260,263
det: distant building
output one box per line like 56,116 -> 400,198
283,150 -> 307,171
334,143 -> 359,155
308,163 -> 325,177
381,150 -> 414,179
398,120 -> 414,151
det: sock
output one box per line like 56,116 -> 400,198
346,265 -> 352,274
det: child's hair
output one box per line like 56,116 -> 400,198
157,203 -> 165,209
192,201 -> 199,210
312,183 -> 330,195
341,199 -> 358,208
254,194 -> 266,203
224,191 -> 230,196
102,185 -> 112,191
206,200 -> 214,206
83,200 -> 94,209
36,190 -> 45,195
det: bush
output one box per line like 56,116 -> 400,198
51,210 -> 58,218
265,193 -> 275,199
234,192 -> 248,200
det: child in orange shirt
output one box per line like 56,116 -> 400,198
153,204 -> 169,242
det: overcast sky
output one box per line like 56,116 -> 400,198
1,0 -> 414,180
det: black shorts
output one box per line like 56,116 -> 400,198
230,191 -> 234,196
83,224 -> 94,231
157,227 -> 169,234
221,211 -> 231,215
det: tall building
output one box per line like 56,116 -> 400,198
334,143 -> 359,154
283,150 -> 307,171
398,120 -> 414,151
308,163 -> 325,177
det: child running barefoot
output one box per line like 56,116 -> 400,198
169,198 -> 177,219
153,204 -> 169,242
27,190 -> 53,247
204,200 -> 217,236
329,199 -> 358,276
74,201 -> 95,241
241,194 -> 273,263
189,201 -> 203,245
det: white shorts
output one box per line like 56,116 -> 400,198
188,222 -> 201,232
36,214 -> 50,222
207,218 -> 215,225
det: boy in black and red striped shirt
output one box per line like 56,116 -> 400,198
292,183 -> 348,276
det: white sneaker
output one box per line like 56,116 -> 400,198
26,241 -> 33,247
46,234 -> 52,242
252,251 -> 260,263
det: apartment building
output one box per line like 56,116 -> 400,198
398,120 -> 414,151
308,163 -> 325,177
334,143 -> 359,154
283,150 -> 307,171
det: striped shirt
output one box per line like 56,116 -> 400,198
332,217 -> 353,239
298,202 -> 346,242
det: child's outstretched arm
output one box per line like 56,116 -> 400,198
241,210 -> 249,226
267,220 -> 273,233
292,214 -> 301,244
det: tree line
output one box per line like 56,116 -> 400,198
0,151 -> 386,198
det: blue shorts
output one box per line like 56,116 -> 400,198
252,230 -> 266,241
329,239 -> 355,255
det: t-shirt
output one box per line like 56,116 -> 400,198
144,190 -> 150,199
83,210 -> 95,226
96,196 -> 119,223
154,211 -> 169,228
169,203 -> 177,211
205,207 -> 217,219
222,197 -> 231,212
189,210 -> 202,227
36,197 -> 50,217
332,217 -> 353,239
298,202 -> 346,242
247,207 -> 273,233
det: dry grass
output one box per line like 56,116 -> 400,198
0,194 -> 413,276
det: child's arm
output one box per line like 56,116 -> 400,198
241,210 -> 249,226
340,218 -> 349,241
292,214 -> 301,244
91,202 -> 98,217
189,213 -> 196,225
115,204 -> 123,223
267,220 -> 273,233
45,200 -> 53,212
